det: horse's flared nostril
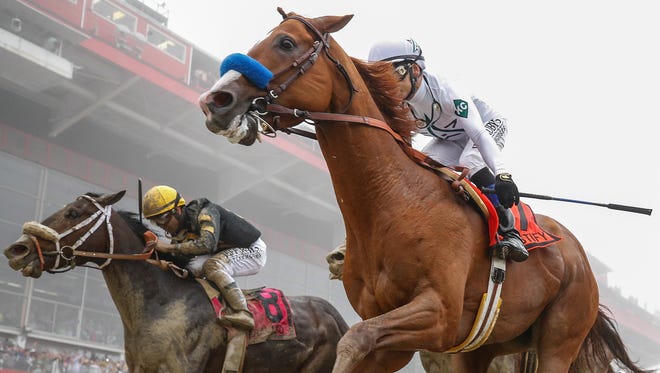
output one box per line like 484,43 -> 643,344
5,243 -> 29,258
211,91 -> 234,109
199,91 -> 236,118
199,90 -> 235,116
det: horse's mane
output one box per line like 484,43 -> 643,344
350,58 -> 419,144
117,210 -> 149,243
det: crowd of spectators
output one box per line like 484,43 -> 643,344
0,338 -> 126,373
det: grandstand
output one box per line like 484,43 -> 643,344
0,1 -> 657,371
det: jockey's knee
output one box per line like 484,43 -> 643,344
203,253 -> 230,275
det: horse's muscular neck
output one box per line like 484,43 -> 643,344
315,71 -> 442,237
317,125 -> 415,221
102,249 -> 157,330
317,62 -> 414,223
99,217 -> 182,331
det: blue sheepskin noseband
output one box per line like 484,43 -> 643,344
220,53 -> 273,89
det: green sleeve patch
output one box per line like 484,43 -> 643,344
453,99 -> 469,118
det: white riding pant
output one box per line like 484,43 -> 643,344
188,237 -> 267,278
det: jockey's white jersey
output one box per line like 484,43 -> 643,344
408,71 -> 508,175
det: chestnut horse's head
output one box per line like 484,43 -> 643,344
4,191 -> 126,278
198,8 -> 354,145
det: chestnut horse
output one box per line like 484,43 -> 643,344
197,8 -> 648,373
3,191 -> 349,373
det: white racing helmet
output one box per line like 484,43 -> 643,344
368,38 -> 426,70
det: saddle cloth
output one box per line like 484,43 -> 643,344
199,283 -> 297,345
510,202 -> 562,250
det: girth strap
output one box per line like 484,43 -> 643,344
445,254 -> 506,353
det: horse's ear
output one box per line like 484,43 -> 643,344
97,190 -> 126,206
315,14 -> 354,34
277,7 -> 288,19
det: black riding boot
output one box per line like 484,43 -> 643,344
495,205 -> 529,262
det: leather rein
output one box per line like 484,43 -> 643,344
22,195 -> 154,273
246,14 -> 443,171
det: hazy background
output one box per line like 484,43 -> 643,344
164,0 -> 659,313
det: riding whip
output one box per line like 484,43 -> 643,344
481,188 -> 652,216
138,178 -> 143,223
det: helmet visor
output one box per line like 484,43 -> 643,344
151,209 -> 174,225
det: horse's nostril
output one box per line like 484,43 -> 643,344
212,91 -> 234,108
7,243 -> 29,257
332,253 -> 344,261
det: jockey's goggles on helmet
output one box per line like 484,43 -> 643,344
393,61 -> 413,81
151,209 -> 175,225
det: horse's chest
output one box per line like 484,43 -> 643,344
345,268 -> 412,318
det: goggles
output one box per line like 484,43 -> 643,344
393,62 -> 413,81
151,209 -> 175,225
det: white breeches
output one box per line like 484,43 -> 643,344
188,237 -> 267,278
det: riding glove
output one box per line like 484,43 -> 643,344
495,173 -> 520,208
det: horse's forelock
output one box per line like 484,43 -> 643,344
352,58 -> 417,142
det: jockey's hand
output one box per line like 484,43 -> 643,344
495,173 -> 520,208
143,231 -> 158,249
155,241 -> 176,254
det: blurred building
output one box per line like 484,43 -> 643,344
0,1 -> 657,371
589,257 -> 660,368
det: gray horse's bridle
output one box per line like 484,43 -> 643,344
22,195 -> 114,272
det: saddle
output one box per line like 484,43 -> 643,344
437,167 -> 561,251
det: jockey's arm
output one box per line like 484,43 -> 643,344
461,101 -> 507,176
173,208 -> 222,255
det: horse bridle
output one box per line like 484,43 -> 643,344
21,195 -> 154,273
246,13 -> 358,138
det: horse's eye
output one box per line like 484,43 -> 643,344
279,38 -> 296,51
66,209 -> 80,219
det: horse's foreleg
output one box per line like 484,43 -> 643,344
333,323 -> 417,373
332,293 -> 451,373
353,350 -> 415,373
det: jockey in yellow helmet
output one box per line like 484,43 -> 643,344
143,185 -> 267,329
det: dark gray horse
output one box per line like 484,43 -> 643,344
4,191 -> 348,372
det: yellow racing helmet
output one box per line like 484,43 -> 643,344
142,185 -> 186,218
